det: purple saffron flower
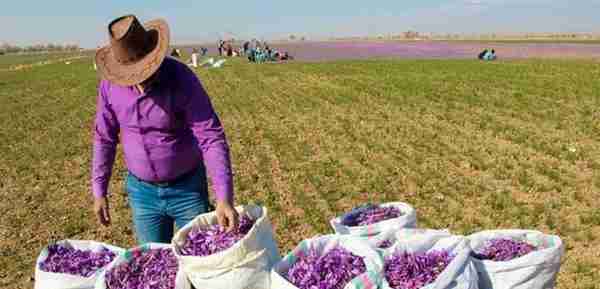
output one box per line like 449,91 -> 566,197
474,238 -> 536,262
286,246 -> 367,289
342,204 -> 403,227
39,244 -> 116,277
105,248 -> 178,289
384,250 -> 454,289
378,239 -> 394,249
180,214 -> 255,256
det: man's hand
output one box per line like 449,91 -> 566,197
94,197 -> 111,226
216,200 -> 239,232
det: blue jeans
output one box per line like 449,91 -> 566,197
126,166 -> 211,244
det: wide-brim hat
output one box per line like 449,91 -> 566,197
95,15 -> 170,86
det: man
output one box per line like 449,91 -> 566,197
242,41 -> 250,56
478,49 -> 488,60
170,48 -> 181,58
217,40 -> 224,56
93,15 -> 238,244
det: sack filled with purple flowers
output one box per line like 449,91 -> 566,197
34,240 -> 124,289
381,229 -> 478,289
271,235 -> 384,289
467,230 -> 564,289
95,243 -> 190,289
330,202 -> 417,237
172,205 -> 280,289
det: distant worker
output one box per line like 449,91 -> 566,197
170,48 -> 181,58
483,48 -> 497,61
191,48 -> 199,68
478,49 -> 488,60
217,40 -> 225,56
243,41 -> 250,55
226,42 -> 233,57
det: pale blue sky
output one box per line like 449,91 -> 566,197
1,0 -> 599,48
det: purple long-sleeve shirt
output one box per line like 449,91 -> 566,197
92,57 -> 233,201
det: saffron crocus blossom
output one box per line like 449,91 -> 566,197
384,250 -> 454,289
286,246 -> 367,289
40,244 -> 116,277
105,248 -> 178,289
474,238 -> 536,262
342,204 -> 403,227
180,215 -> 255,256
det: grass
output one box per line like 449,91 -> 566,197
1,54 -> 599,289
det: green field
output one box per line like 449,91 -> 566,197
0,52 -> 89,70
1,55 -> 599,289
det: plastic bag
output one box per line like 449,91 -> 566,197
172,205 -> 280,289
467,230 -> 563,289
34,240 -> 124,289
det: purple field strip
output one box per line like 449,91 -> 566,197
180,41 -> 600,61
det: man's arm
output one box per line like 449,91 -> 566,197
180,68 -> 238,230
91,81 -> 119,226
182,72 -> 233,202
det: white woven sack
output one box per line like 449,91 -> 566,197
330,202 -> 417,237
467,230 -> 564,289
271,235 -> 384,289
172,205 -> 280,289
34,240 -> 124,289
94,243 -> 190,289
380,230 -> 479,289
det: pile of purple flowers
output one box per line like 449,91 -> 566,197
39,244 -> 116,277
105,248 -> 178,289
474,238 -> 536,262
384,250 -> 454,289
377,239 -> 394,249
286,246 -> 367,289
342,204 -> 403,227
180,215 -> 255,256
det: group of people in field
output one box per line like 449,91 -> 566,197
166,39 -> 294,68
245,40 -> 293,63
219,39 -> 294,63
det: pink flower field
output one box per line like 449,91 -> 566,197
278,41 -> 600,61
189,41 -> 600,61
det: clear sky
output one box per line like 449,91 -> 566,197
1,0 -> 599,48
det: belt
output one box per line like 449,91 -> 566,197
131,167 -> 198,188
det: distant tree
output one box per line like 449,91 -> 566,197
66,44 -> 80,51
2,43 -> 22,53
289,34 -> 296,41
0,42 -> 80,54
